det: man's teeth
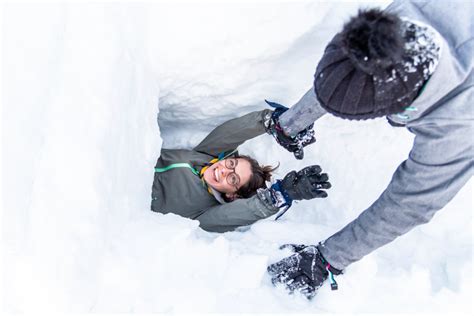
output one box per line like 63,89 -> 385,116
214,169 -> 219,181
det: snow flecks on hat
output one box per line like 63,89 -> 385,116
401,19 -> 441,78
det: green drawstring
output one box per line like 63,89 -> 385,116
326,264 -> 338,291
154,163 -> 200,176
154,150 -> 237,177
320,256 -> 339,291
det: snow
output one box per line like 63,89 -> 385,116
1,1 -> 472,314
401,19 -> 441,76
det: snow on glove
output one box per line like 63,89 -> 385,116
279,243 -> 307,253
264,100 -> 316,160
267,244 -> 341,299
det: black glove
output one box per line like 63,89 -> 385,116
279,165 -> 331,201
264,100 -> 316,160
267,244 -> 341,299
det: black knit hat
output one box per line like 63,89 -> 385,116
314,9 -> 429,120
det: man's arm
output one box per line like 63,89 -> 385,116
278,88 -> 327,137
267,86 -> 472,298
318,88 -> 474,270
193,110 -> 271,157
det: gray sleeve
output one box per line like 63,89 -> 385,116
278,88 -> 327,137
193,110 -> 271,156
318,91 -> 474,270
195,192 -> 279,233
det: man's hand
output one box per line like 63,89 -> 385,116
264,100 -> 316,160
267,244 -> 341,299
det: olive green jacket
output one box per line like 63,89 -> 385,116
151,110 -> 279,233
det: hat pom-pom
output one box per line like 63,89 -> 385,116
342,9 -> 404,73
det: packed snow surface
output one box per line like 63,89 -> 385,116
2,1 -> 472,313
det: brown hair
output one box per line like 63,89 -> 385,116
234,154 -> 279,199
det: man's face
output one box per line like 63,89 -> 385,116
203,158 -> 252,195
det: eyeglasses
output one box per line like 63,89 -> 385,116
224,158 -> 241,188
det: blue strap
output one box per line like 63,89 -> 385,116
270,180 -> 294,220
264,99 -> 289,110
